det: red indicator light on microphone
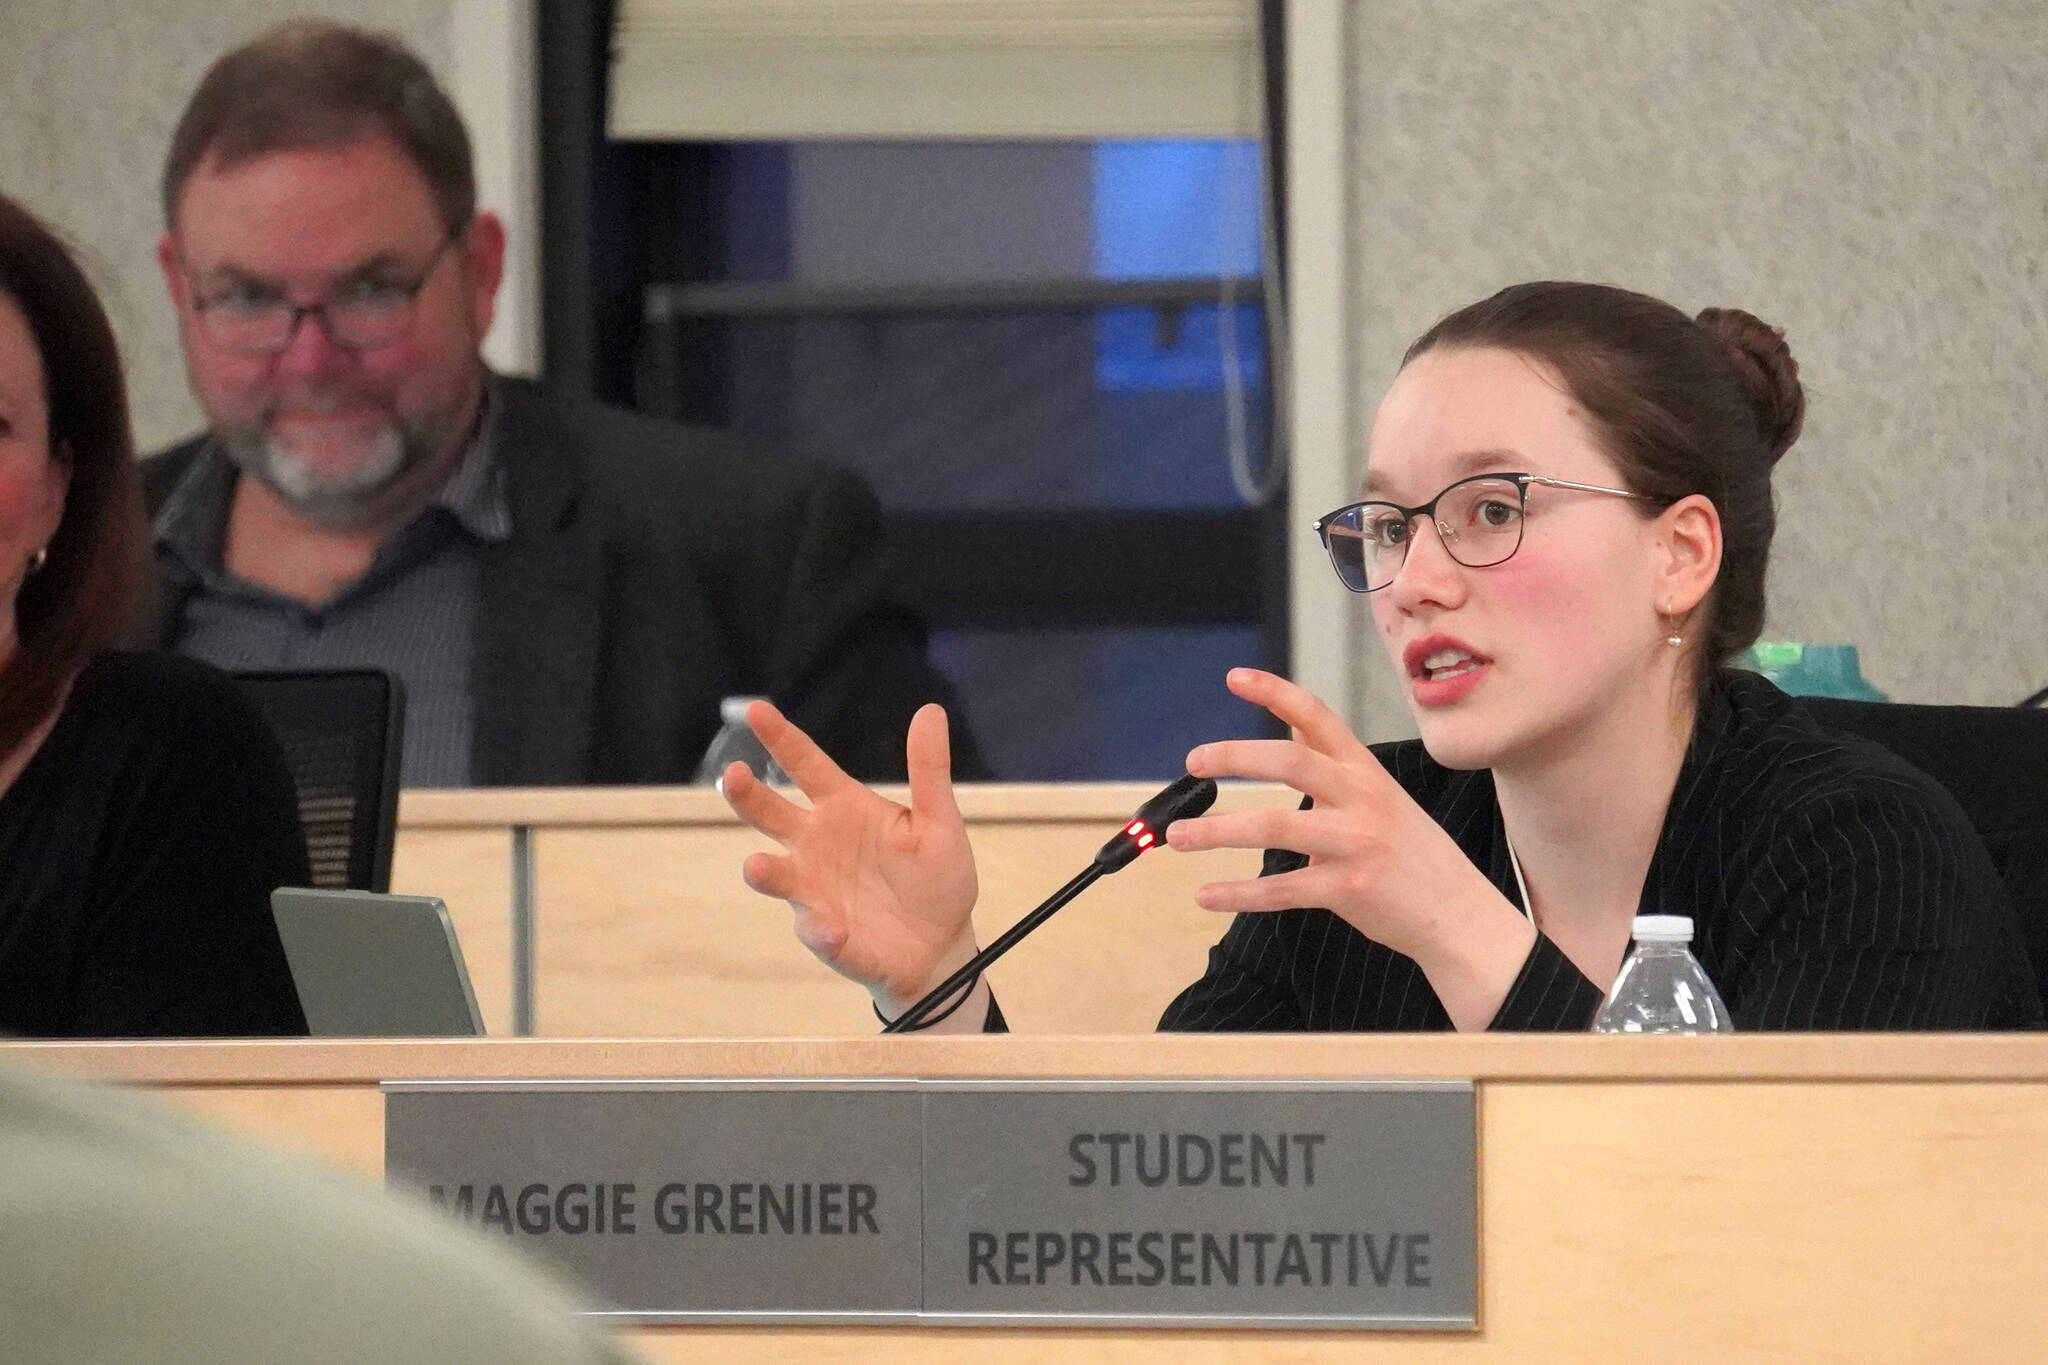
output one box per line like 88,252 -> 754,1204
1092,775 -> 1217,873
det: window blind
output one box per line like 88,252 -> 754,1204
608,0 -> 1260,140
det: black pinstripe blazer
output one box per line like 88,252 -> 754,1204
1156,671 -> 2043,1033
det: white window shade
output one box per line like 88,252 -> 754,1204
609,0 -> 1261,141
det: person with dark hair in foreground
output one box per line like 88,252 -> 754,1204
145,19 -> 983,788
724,281 -> 2041,1033
0,1063 -> 631,1363
0,193 -> 306,1038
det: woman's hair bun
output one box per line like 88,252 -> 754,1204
1695,307 -> 1804,463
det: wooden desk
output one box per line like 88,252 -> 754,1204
9,1034 -> 2047,1362
394,784 -> 1284,1038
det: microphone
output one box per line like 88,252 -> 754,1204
881,774 -> 1219,1033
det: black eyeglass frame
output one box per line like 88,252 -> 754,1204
181,224 -> 470,358
1313,472 -> 1664,594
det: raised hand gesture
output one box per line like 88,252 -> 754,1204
1166,668 -> 1535,1029
720,700 -> 981,1013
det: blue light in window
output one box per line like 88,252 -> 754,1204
1092,141 -> 1262,279
1092,141 -> 1264,395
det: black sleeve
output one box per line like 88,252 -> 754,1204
1158,834 -> 1608,1033
71,670 -> 310,1038
1157,844 -> 1315,1031
1720,787 -> 2026,1030
760,464 -> 993,783
1157,907 -> 1311,1031
1487,934 -> 1606,1030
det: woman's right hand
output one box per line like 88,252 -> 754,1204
720,699 -> 980,1014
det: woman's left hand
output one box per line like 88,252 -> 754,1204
1166,668 -> 1534,1017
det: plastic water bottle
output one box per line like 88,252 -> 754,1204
693,696 -> 788,786
1591,915 -> 1734,1034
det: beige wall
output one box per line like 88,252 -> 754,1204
5,1 -> 2043,722
1344,0 -> 2048,733
0,1 -> 454,455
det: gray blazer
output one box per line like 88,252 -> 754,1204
142,376 -> 985,785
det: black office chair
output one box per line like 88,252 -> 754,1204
1802,697 -> 2048,998
233,670 -> 406,893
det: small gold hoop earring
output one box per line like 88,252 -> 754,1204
28,547 -> 47,574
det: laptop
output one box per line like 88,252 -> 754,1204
271,889 -> 486,1037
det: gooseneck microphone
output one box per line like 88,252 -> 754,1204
881,774 -> 1220,1033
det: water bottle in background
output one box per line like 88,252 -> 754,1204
1591,915 -> 1734,1034
1739,641 -> 1888,701
693,696 -> 788,786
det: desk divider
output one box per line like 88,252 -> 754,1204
394,784 -> 1288,1038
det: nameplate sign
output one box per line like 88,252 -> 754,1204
384,1082 -> 924,1321
922,1082 -> 1474,1328
385,1079 -> 1475,1328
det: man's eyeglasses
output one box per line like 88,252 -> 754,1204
183,226 -> 467,357
1313,472 -> 1662,593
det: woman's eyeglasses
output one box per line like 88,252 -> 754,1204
1313,472 -> 1661,593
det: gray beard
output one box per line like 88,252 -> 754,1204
216,423 -> 416,531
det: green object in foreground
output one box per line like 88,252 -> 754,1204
1739,641 -> 1888,702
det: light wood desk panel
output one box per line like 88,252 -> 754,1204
528,819 -> 1261,1037
398,784 -> 1280,1037
12,1035 -> 2048,1363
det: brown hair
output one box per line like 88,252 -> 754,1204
160,19 -> 474,232
0,197 -> 149,759
1404,281 -> 1804,669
